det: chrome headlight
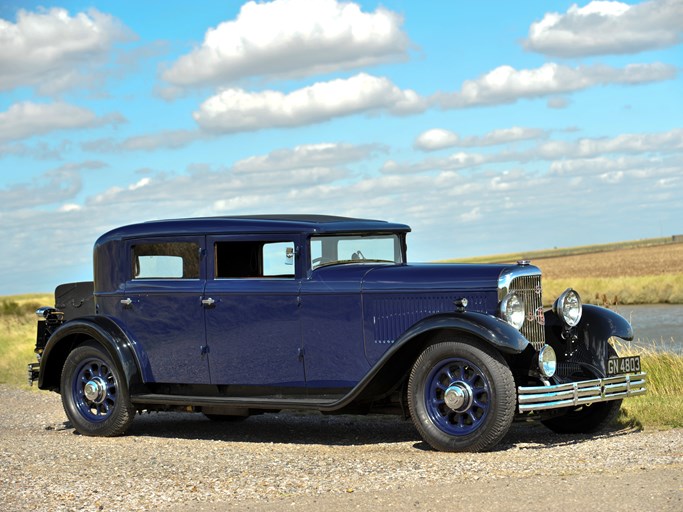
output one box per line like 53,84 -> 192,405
553,288 -> 582,327
500,292 -> 525,330
537,345 -> 557,378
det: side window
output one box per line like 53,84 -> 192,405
337,237 -> 396,261
310,238 -> 322,268
215,240 -> 295,278
263,241 -> 295,277
132,242 -> 200,279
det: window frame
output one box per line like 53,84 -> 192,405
127,237 -> 205,282
208,234 -> 301,281
309,233 -> 404,271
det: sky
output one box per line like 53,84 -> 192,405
0,0 -> 681,295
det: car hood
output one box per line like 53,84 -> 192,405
360,263 -> 516,293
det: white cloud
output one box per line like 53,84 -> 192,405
549,155 -> 670,175
3,133 -> 683,294
0,140 -> 72,160
0,161 -> 106,211
534,128 -> 683,160
388,128 -> 683,175
599,170 -> 625,184
162,0 -> 409,88
129,177 -> 151,190
82,130 -> 202,153
0,102 -> 125,143
547,96 -> 570,109
194,73 -> 426,133
434,62 -> 676,108
524,0 -> 683,57
415,127 -> 548,151
381,152 -> 491,175
0,7 -> 133,94
458,207 -> 482,223
59,203 -> 82,212
232,142 -> 385,173
414,129 -> 460,151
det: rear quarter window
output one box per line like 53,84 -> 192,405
132,242 -> 200,279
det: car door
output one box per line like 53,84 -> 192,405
204,235 -> 305,392
298,236 -> 373,395
121,236 -> 210,384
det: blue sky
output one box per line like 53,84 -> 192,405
0,0 -> 681,295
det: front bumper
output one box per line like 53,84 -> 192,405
28,362 -> 40,387
517,373 -> 647,413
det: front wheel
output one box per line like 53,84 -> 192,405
541,399 -> 623,434
408,337 -> 516,452
542,345 -> 623,434
60,342 -> 135,436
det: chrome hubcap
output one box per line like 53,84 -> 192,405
83,377 -> 107,403
444,383 -> 473,412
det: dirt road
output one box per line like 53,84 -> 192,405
1,385 -> 681,511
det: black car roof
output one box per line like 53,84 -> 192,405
96,215 -> 411,243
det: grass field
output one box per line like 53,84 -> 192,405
616,342 -> 683,429
0,294 -> 52,388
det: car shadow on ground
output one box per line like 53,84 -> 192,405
126,410 -> 420,446
120,410 -> 637,451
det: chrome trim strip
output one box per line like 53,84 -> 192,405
517,373 -> 647,412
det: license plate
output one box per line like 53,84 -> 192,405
607,356 -> 641,376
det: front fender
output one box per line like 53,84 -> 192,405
580,304 -> 634,342
38,316 -> 142,392
394,311 -> 530,354
546,304 -> 633,378
334,312 -> 530,408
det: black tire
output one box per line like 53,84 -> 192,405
541,399 -> 622,434
60,341 -> 135,437
407,336 -> 516,452
542,345 -> 623,434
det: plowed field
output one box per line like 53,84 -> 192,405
525,243 -> 683,279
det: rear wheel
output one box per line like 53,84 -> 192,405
408,336 -> 516,452
60,342 -> 135,436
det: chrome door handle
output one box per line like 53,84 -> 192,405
120,298 -> 133,306
201,297 -> 215,307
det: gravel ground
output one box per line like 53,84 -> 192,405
1,384 -> 682,511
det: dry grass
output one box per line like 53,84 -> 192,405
0,314 -> 39,387
543,274 -> 683,306
0,294 -> 52,386
614,340 -> 683,428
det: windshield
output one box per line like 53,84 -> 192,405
310,234 -> 403,269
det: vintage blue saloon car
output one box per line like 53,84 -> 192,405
29,215 -> 646,452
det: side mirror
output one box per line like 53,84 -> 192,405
285,246 -> 294,266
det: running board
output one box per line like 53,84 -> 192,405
131,393 -> 340,411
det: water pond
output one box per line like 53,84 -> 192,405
611,304 -> 683,354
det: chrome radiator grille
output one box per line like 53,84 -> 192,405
509,274 -> 546,350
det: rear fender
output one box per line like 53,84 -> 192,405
38,316 -> 142,392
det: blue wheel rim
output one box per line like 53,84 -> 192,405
71,357 -> 118,423
424,357 -> 491,436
